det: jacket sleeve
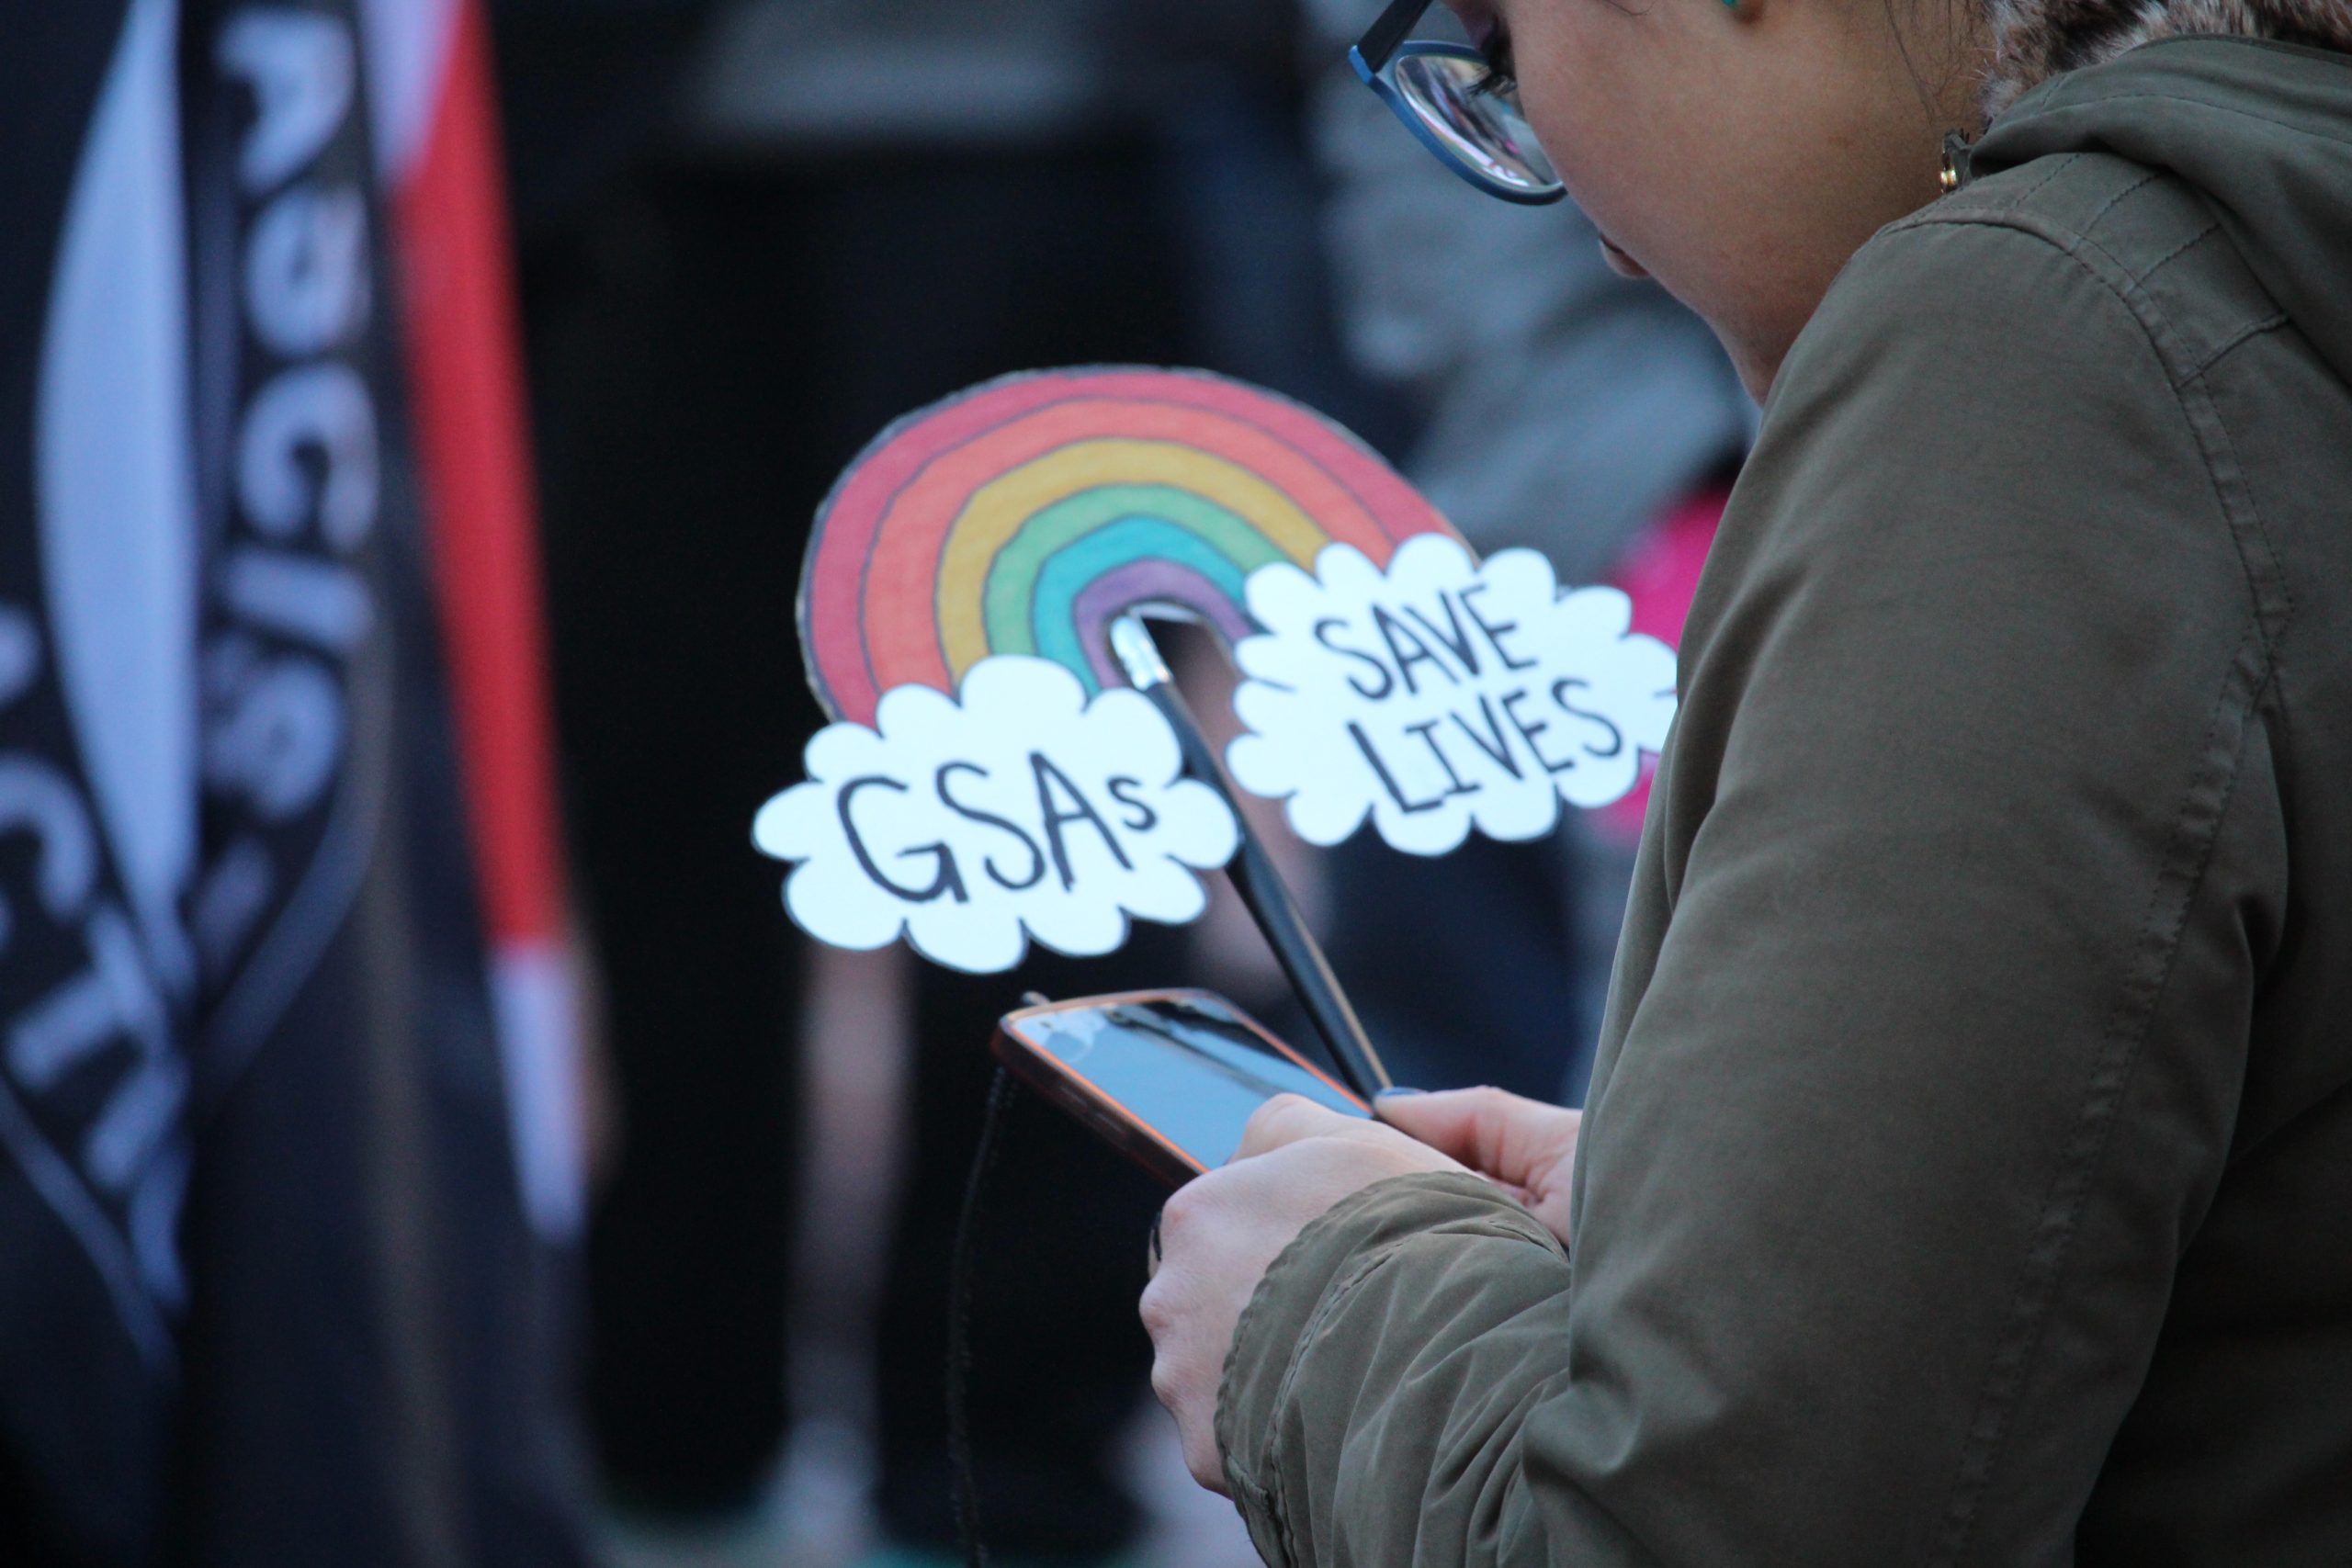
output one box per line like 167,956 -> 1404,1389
1216,215 -> 2289,1565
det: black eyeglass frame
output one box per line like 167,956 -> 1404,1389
1355,0 -> 1438,75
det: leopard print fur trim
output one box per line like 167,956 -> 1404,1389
1984,0 -> 2352,115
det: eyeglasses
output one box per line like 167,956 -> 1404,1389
1350,0 -> 1566,206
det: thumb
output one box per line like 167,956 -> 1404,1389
1374,1087 -> 1580,1191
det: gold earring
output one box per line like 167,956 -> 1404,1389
1939,130 -> 1972,195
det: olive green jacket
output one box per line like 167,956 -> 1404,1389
1218,39 -> 2352,1566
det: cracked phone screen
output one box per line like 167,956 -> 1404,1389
1029,995 -> 1367,1169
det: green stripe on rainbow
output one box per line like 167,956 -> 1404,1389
937,439 -> 1327,678
980,486 -> 1285,661
797,367 -> 1463,727
1027,517 -> 1261,678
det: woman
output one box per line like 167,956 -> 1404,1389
1141,0 -> 2352,1561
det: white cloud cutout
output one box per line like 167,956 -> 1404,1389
752,657 -> 1240,974
1226,536 -> 1676,856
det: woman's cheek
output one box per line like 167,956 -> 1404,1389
1518,51 -> 1638,223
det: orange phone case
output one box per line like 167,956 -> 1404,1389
990,988 -> 1367,1188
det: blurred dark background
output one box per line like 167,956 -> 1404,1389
0,3 -> 1742,1563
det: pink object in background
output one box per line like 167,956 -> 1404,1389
1596,485 -> 1731,840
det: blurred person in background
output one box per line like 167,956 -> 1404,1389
1,1 -> 586,1563
493,2 -> 1377,1563
1299,0 -> 1751,1104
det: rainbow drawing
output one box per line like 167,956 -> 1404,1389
798,367 -> 1461,725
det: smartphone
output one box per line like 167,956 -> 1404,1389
991,989 -> 1371,1187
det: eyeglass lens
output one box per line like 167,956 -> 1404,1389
1391,52 -> 1560,195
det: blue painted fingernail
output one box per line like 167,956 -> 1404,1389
1374,1087 -> 1427,1100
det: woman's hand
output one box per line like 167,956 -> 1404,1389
1139,1095 -> 1461,1492
1373,1087 -> 1582,1249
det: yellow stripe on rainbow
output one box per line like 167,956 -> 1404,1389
933,438 -> 1331,682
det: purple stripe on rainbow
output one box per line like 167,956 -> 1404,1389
1069,560 -> 1258,689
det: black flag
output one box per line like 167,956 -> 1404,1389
0,2 -> 584,1561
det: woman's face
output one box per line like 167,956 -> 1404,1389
1452,0 -> 1984,397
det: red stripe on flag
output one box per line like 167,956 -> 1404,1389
390,0 -> 567,947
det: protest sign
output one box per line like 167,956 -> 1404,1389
753,658 -> 1238,974
1227,536 -> 1676,855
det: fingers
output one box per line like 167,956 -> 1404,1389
1372,1085 -> 1521,1166
1374,1086 -> 1580,1190
1234,1093 -> 1355,1160
1138,1131 -> 1471,1499
1139,1188 -> 1232,1495
1140,1292 -> 1221,1490
1152,1336 -> 1228,1495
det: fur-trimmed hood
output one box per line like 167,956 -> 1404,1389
1984,0 -> 2352,114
